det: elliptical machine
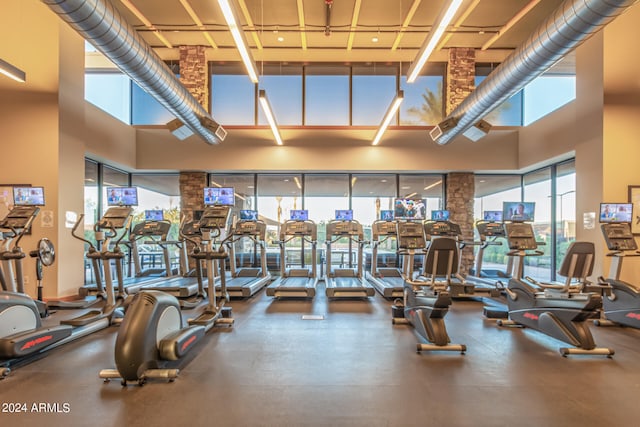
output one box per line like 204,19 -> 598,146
496,221 -> 613,357
392,221 -> 466,354
99,209 -> 234,386
595,218 -> 640,328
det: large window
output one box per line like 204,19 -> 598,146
555,161 -> 576,271
305,66 -> 350,125
257,174 -> 302,249
352,66 -> 397,126
524,75 -> 576,125
398,175 -> 444,217
399,69 -> 444,125
84,160 -> 99,284
476,66 -> 523,126
258,65 -> 303,126
84,72 -> 130,124
211,64 -> 256,125
524,168 -> 552,281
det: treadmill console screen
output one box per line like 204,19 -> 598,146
203,187 -> 235,206
290,210 -> 309,221
380,210 -> 394,221
505,223 -> 537,250
431,210 -> 450,221
601,223 -> 637,251
483,210 -> 503,222
335,210 -> 353,221
240,210 -> 258,221
144,210 -> 164,221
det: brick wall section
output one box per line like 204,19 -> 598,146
446,47 -> 476,115
179,171 -> 207,222
446,172 -> 475,275
179,45 -> 208,109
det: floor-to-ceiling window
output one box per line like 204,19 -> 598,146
554,160 -> 576,272
523,168 -> 552,281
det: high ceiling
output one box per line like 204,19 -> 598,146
109,0 -> 567,64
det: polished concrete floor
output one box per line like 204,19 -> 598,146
2,283 -> 640,427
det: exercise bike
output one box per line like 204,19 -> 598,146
496,221 -> 613,357
392,221 -> 466,354
99,214 -> 234,386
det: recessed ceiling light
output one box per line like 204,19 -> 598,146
277,36 -> 284,42
401,186 -> 410,190
371,37 -> 379,43
381,179 -> 387,183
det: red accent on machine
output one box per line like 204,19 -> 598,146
523,312 -> 539,321
20,334 -> 53,351
181,335 -> 197,352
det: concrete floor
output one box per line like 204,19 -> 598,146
2,284 -> 640,427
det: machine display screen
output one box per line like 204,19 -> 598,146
380,210 -> 394,221
483,210 -> 503,222
394,199 -> 426,220
335,209 -> 353,221
503,202 -> 535,222
144,210 -> 164,221
203,187 -> 235,206
13,187 -> 45,206
240,210 -> 258,221
106,187 -> 138,206
290,210 -> 308,221
431,210 -> 450,221
600,203 -> 633,223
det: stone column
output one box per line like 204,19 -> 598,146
179,171 -> 208,222
446,172 -> 475,275
446,47 -> 476,114
179,45 -> 208,109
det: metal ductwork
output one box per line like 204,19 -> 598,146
42,0 -> 226,145
433,0 -> 638,145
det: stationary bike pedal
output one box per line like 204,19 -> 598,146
220,307 -> 233,318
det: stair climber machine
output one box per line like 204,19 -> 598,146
469,210 -> 511,287
366,211 -> 403,299
493,202 -> 613,356
392,220 -> 466,354
267,209 -> 318,298
0,194 -> 131,378
324,209 -> 375,298
99,206 -> 234,386
223,209 -> 271,298
0,189 -> 48,317
594,202 -> 640,328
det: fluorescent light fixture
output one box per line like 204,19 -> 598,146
372,91 -> 404,146
0,58 -> 26,83
259,90 -> 283,145
462,120 -> 492,142
218,0 -> 259,83
293,176 -> 302,189
406,0 -> 463,83
424,180 -> 443,191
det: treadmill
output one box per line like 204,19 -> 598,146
267,211 -> 318,298
469,212 -> 511,286
141,205 -> 232,301
222,211 -> 271,298
366,218 -> 403,299
129,218 -> 174,278
324,212 -> 374,298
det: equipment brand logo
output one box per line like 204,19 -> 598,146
625,312 -> 640,320
523,312 -> 539,321
20,335 -> 53,351
181,335 -> 197,353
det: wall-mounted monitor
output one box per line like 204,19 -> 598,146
394,198 -> 426,220
380,210 -> 394,221
335,209 -> 353,221
431,210 -> 450,221
240,209 -> 258,221
600,203 -> 633,223
290,209 -> 308,221
106,187 -> 139,206
144,210 -> 164,221
503,202 -> 535,222
13,186 -> 45,206
203,187 -> 235,206
483,210 -> 503,222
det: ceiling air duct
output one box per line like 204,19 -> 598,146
433,0 -> 638,145
42,0 -> 225,145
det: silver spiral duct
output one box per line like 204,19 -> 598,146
42,0 -> 225,145
434,0 -> 638,145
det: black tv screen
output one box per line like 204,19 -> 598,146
106,187 -> 139,206
203,187 -> 235,206
380,210 -> 394,221
394,199 -> 426,220
144,210 -> 164,221
503,202 -> 535,222
13,186 -> 45,206
240,210 -> 258,221
335,209 -> 353,221
431,210 -> 450,221
600,203 -> 633,223
483,210 -> 503,222
290,209 -> 308,221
